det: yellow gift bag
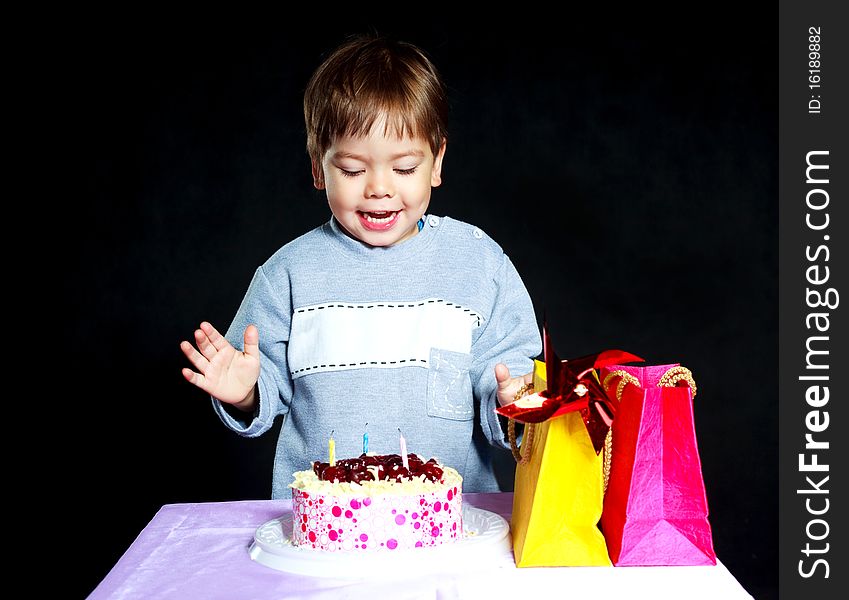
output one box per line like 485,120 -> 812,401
508,359 -> 612,567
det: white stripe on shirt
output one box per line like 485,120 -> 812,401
287,298 -> 481,378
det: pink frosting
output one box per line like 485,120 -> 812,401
292,485 -> 463,552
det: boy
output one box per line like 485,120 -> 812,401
180,34 -> 541,496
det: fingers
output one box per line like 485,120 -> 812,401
195,327 -> 217,360
243,324 -> 260,359
180,340 -> 210,374
495,364 -> 537,407
495,363 -> 511,387
495,364 -> 534,385
200,321 -> 230,351
180,339 -> 211,393
194,321 -> 230,361
181,367 -> 209,393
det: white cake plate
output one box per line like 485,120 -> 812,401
249,504 -> 511,578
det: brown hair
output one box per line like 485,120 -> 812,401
304,34 -> 448,165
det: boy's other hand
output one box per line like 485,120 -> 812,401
180,322 -> 261,410
494,363 -> 534,407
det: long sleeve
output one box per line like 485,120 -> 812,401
211,265 -> 293,437
470,254 -> 541,449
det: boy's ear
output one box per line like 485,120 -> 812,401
311,159 -> 326,190
431,138 -> 447,187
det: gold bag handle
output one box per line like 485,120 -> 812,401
658,366 -> 698,397
602,366 -> 697,400
507,383 -> 535,464
601,371 -> 639,494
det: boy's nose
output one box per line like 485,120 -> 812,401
365,170 -> 394,198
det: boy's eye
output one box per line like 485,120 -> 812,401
338,167 -> 418,177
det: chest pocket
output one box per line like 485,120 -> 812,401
427,348 -> 474,421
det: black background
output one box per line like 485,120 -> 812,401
56,12 -> 776,599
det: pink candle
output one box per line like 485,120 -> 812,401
399,429 -> 409,470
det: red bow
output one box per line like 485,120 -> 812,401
496,325 -> 643,454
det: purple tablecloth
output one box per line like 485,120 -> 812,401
89,493 -> 752,599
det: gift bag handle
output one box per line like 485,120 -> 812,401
508,419 -> 535,464
507,383 -> 536,464
601,371 -> 640,494
658,366 -> 698,397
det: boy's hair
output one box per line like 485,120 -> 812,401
304,34 -> 448,164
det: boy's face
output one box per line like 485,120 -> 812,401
313,118 -> 446,247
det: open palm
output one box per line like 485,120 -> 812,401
180,322 -> 261,405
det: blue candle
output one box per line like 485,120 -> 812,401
363,423 -> 369,454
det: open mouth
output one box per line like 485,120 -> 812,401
358,210 -> 401,231
360,211 -> 398,223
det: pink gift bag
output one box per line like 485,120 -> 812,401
599,364 -> 716,566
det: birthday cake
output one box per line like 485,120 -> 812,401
289,453 -> 463,552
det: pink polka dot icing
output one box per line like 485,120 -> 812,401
290,458 -> 463,552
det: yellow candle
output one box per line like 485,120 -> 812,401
329,434 -> 336,466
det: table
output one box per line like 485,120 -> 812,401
89,493 -> 753,599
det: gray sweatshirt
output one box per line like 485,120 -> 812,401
213,214 -> 541,497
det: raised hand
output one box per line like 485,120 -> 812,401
494,363 -> 534,408
180,322 -> 261,409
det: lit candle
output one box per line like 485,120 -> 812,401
329,431 -> 335,466
398,428 -> 409,470
363,423 -> 369,454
